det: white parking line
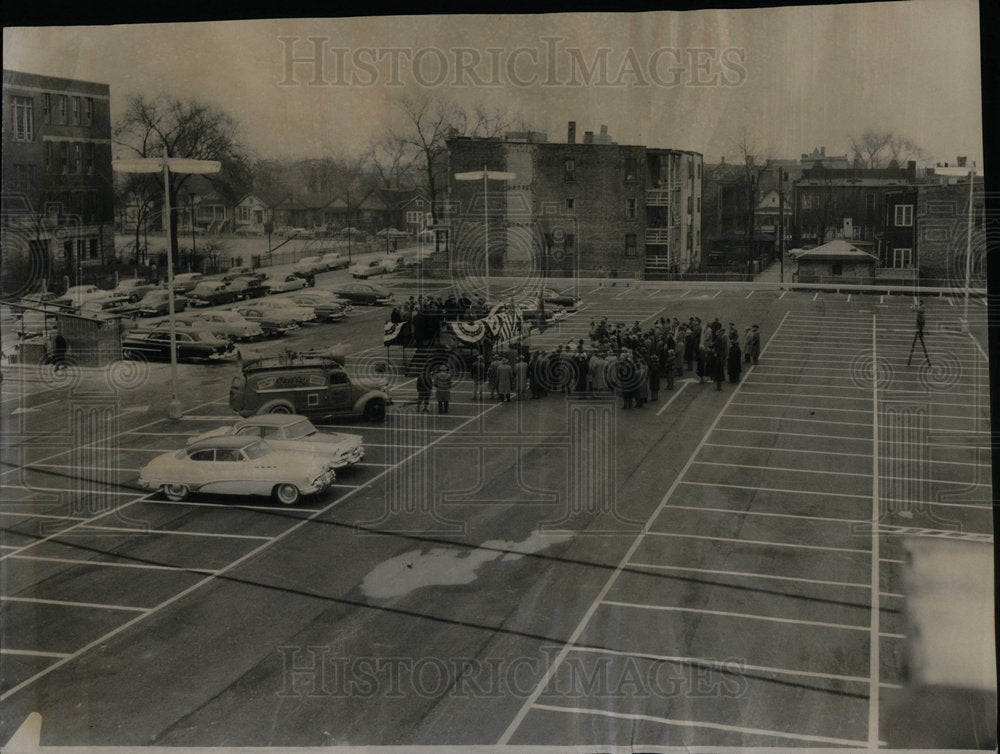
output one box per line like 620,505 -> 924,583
644,529 -> 870,554
745,290 -> 754,299
0,595 -> 147,612
627,561 -> 871,590
655,381 -> 691,416
6,554 -> 218,574
528,704 -> 871,747
0,649 -> 71,659
657,502 -> 865,526
79,525 -> 272,541
692,459 -> 870,477
601,600 -> 869,632
723,413 -> 870,427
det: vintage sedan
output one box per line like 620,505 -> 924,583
130,289 -> 188,317
188,310 -> 264,341
289,291 -> 351,321
232,305 -> 299,337
172,272 -> 205,293
254,297 -> 317,323
122,328 -> 238,362
263,273 -> 308,294
329,281 -> 393,306
113,278 -> 159,302
540,287 -> 582,311
348,258 -> 390,279
187,415 -> 364,470
186,281 -> 241,307
138,436 -> 336,505
294,255 -> 327,275
320,252 -> 349,270
225,276 -> 268,300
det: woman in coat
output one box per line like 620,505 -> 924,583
416,365 -> 433,412
495,358 -> 513,402
648,355 -> 661,401
728,333 -> 742,383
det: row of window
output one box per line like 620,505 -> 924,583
562,158 -> 702,183
9,94 -> 97,141
552,195 -> 700,219
43,141 -> 98,175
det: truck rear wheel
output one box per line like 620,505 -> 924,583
363,398 -> 386,422
258,400 -> 294,415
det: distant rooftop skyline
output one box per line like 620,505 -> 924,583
3,2 -> 983,167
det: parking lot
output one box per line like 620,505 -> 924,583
0,277 -> 992,747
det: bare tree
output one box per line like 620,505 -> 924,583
367,133 -> 419,190
850,129 -> 925,168
114,96 -> 251,260
734,128 -> 771,244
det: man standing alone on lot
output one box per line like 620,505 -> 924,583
433,364 -> 453,414
907,300 -> 931,366
748,324 -> 761,365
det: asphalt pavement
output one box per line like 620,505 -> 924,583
0,274 -> 992,747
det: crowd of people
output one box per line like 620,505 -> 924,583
411,316 -> 762,413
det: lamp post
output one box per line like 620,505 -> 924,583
454,166 -> 516,301
934,164 -> 983,333
113,155 -> 221,419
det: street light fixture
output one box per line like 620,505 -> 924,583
454,166 -> 516,301
113,155 -> 221,419
934,164 -> 983,333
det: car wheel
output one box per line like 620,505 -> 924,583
363,398 -> 386,422
273,483 -> 300,506
163,483 -> 189,501
259,400 -> 295,414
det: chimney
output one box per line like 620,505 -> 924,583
820,146 -> 826,157
568,121 -> 576,144
600,125 -> 608,135
584,131 -> 594,144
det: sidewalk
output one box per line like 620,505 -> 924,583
753,258 -> 794,285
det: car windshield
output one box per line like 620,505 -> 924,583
284,419 -> 316,439
242,440 -> 269,459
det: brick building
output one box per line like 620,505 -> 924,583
446,124 -> 702,281
915,173 -> 986,286
2,69 -> 114,292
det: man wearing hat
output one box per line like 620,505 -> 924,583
748,324 -> 761,365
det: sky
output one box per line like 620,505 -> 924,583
3,1 -> 984,168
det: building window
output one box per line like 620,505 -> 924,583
892,248 -> 913,268
564,159 -> 575,182
44,142 -> 54,172
60,143 -> 69,174
14,164 -> 35,193
625,233 -> 637,257
42,93 -> 51,124
696,197 -> 700,213
71,96 -> 81,125
697,162 -> 702,180
894,204 -> 913,227
73,143 -> 83,174
406,210 -> 422,224
687,196 -> 692,214
625,197 -> 636,219
11,96 -> 34,141
85,143 -> 95,174
688,160 -> 694,179
565,197 -> 575,210
84,98 -> 93,126
624,157 -> 636,181
238,206 -> 250,222
832,261 -> 843,276
89,238 -> 99,260
58,95 -> 67,123
865,193 -> 876,212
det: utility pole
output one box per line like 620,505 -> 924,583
778,170 -> 785,285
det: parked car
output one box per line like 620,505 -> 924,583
263,273 -> 308,294
53,285 -> 128,310
80,295 -> 137,317
187,415 -> 364,470
172,272 -> 205,293
225,276 -> 268,300
230,350 -> 389,422
383,253 -> 408,271
329,282 -> 393,306
186,281 -> 241,307
290,269 -> 316,287
122,328 -> 238,362
295,256 -> 327,275
137,436 -> 336,505
320,252 -> 349,270
188,310 -> 263,341
222,268 -> 265,284
112,278 -> 159,302
348,259 -> 389,279
540,287 -> 582,310
130,290 -> 188,318
289,291 -> 351,321
147,317 -> 232,341
254,297 -> 317,323
232,305 -> 299,337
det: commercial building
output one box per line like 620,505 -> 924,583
446,123 -> 702,280
1,69 -> 114,292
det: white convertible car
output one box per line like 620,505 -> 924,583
138,435 -> 336,505
187,415 -> 364,469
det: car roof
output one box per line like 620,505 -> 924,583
186,436 -> 267,451
237,415 -> 310,427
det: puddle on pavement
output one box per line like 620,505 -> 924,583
361,531 -> 573,599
